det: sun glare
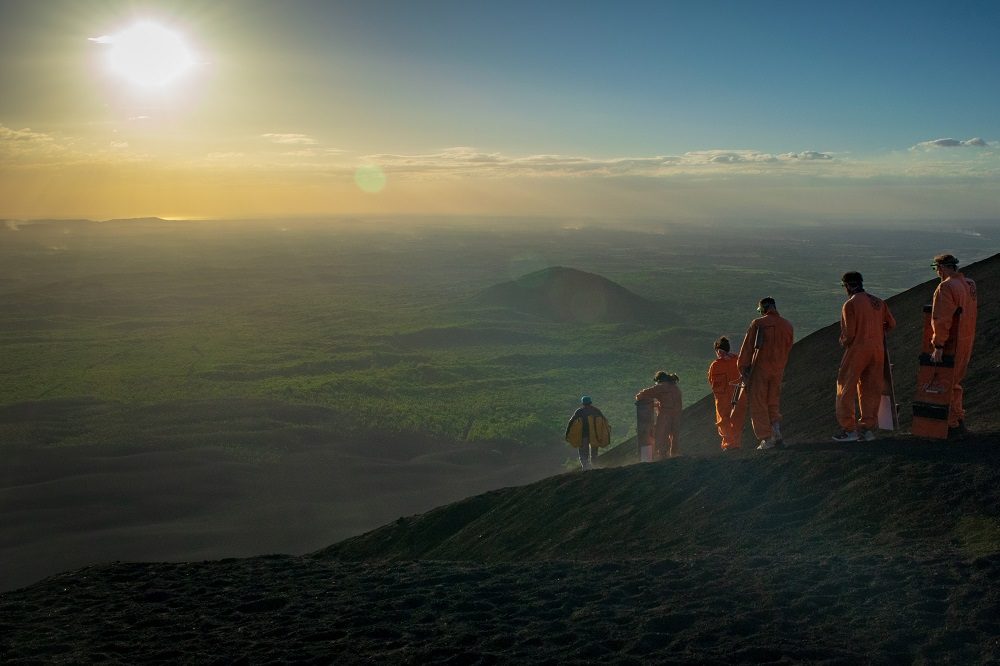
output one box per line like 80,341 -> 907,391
93,21 -> 196,88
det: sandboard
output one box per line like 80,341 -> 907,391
911,305 -> 956,439
636,401 -> 655,462
876,338 -> 898,431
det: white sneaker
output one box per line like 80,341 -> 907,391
860,429 -> 876,442
831,429 -> 859,442
756,437 -> 776,450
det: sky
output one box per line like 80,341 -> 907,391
1,0 -> 999,221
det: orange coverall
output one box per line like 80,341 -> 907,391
737,310 -> 794,441
931,272 -> 978,426
635,382 -> 682,458
708,351 -> 746,450
837,292 -> 896,431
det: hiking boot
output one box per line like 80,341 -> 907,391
756,437 -> 776,450
772,426 -> 785,448
860,429 -> 876,442
831,429 -> 859,442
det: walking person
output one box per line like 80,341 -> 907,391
738,297 -> 794,450
832,272 -> 896,442
635,372 -> 682,459
565,395 -> 611,470
929,254 -> 978,438
708,336 -> 746,451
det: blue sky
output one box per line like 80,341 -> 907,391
1,0 -> 998,219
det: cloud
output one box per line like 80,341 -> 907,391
261,133 -> 317,146
360,147 -> 836,178
781,151 -> 834,160
0,125 -> 55,144
911,137 -> 992,150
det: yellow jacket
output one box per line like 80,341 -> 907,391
565,406 -> 611,448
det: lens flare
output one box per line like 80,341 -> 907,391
354,165 -> 386,193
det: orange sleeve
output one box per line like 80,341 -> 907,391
666,386 -> 682,415
708,361 -> 729,397
931,282 -> 957,348
737,321 -> 756,371
883,301 -> 896,334
840,298 -> 857,347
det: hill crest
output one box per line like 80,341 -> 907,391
473,266 -> 677,324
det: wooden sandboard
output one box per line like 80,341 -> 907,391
877,342 -> 898,431
911,305 -> 955,439
636,401 -> 655,462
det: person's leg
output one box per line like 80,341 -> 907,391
950,349 -> 972,427
749,377 -> 772,441
713,396 -> 727,448
578,437 -> 592,469
857,348 -> 882,432
727,391 -> 748,449
835,348 -> 862,432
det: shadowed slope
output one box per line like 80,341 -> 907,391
6,437 -> 1000,664
473,266 -> 677,324
315,436 -> 1000,563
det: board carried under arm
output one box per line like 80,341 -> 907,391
731,325 -> 764,407
635,400 -> 656,462
876,332 -> 899,431
911,304 -> 960,439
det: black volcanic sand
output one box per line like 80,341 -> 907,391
5,436 -> 1000,664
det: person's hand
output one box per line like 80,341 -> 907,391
931,347 -> 943,363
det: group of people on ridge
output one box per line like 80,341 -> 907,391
565,253 -> 978,469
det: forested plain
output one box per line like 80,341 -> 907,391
2,217 -> 997,451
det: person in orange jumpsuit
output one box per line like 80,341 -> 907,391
707,336 -> 746,451
737,297 -> 794,450
929,254 -> 978,437
832,271 -> 896,442
635,371 -> 682,459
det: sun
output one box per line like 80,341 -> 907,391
93,21 -> 196,88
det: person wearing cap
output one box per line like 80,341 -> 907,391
929,254 -> 978,438
707,336 -> 746,451
737,297 -> 794,450
635,371 -> 682,458
832,272 -> 896,442
565,395 -> 611,470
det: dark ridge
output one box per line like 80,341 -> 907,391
315,434 -> 1000,563
6,437 -> 1000,663
473,265 -> 679,324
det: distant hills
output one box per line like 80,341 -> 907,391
473,266 -> 678,325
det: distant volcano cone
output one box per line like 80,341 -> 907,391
474,266 -> 676,324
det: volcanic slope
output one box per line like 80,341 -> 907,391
4,257 -> 1000,664
5,439 -> 1000,663
473,265 -> 677,324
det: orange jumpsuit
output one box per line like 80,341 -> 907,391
931,272 -> 978,427
635,382 -> 682,458
737,310 -> 794,441
708,352 -> 746,450
837,292 -> 896,431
